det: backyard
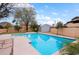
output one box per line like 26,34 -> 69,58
0,3 -> 79,55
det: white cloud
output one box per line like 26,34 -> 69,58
36,14 -> 65,26
36,14 -> 54,26
13,3 -> 34,8
54,18 -> 64,23
52,12 -> 58,15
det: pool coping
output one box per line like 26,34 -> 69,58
0,32 -> 76,40
24,32 -> 75,40
39,32 -> 75,40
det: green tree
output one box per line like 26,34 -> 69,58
56,21 -> 63,35
14,25 -> 21,32
4,23 -> 11,32
0,3 -> 13,32
14,22 -> 21,32
0,25 -> 3,29
30,21 -> 39,32
0,3 -> 13,19
13,7 -> 36,32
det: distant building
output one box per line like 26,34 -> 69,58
65,16 -> 79,28
0,22 -> 12,28
40,24 -> 51,32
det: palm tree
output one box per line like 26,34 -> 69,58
56,21 -> 63,35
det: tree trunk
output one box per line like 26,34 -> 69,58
62,28 -> 63,35
57,29 -> 58,35
7,29 -> 8,33
25,22 -> 28,32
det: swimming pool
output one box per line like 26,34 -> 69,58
16,33 -> 75,55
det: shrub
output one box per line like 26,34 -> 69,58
14,25 -> 21,32
30,22 -> 39,32
60,42 -> 79,55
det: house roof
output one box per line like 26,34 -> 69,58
72,16 -> 79,21
65,16 -> 79,25
0,22 -> 12,27
41,24 -> 51,27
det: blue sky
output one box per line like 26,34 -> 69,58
32,3 -> 79,25
1,3 -> 79,26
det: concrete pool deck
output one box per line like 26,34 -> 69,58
0,34 -> 39,55
13,36 -> 39,55
0,34 -> 12,55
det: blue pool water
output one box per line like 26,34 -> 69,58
16,33 -> 74,55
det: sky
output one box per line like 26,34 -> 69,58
32,3 -> 79,25
1,3 -> 79,26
